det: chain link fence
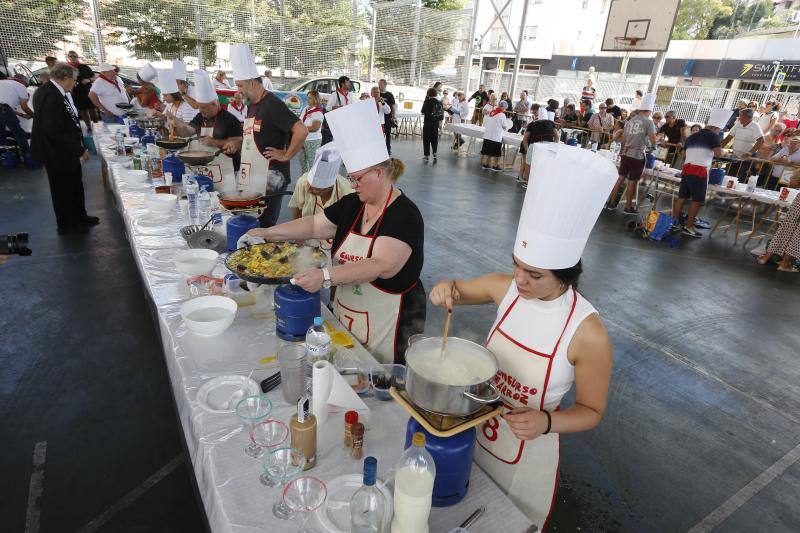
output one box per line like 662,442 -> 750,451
0,0 -> 470,89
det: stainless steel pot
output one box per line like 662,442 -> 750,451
405,336 -> 501,416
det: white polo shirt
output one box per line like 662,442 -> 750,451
771,146 -> 800,180
728,120 -> 764,156
0,80 -> 30,107
90,76 -> 129,116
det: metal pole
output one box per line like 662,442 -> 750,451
410,0 -> 421,85
279,0 -> 286,82
765,60 -> 781,105
509,0 -> 530,100
251,0 -> 257,40
351,0 -> 359,76
87,0 -> 105,64
369,6 -> 377,81
646,51 -> 666,93
463,0 -> 479,93
193,0 -> 204,68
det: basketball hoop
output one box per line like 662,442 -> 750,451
615,36 -> 639,47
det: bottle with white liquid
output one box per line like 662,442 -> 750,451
391,432 -> 436,533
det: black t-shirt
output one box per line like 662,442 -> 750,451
246,91 -> 299,179
324,192 -> 424,292
562,112 -> 580,124
525,119 -> 557,143
659,119 -> 687,144
608,105 -> 622,119
190,108 -> 243,170
380,91 -> 396,115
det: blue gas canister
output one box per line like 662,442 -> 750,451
709,167 -> 725,185
226,214 -> 259,251
162,154 -> 185,183
404,417 -> 475,507
646,153 -> 657,169
195,174 -> 214,192
274,284 -> 321,342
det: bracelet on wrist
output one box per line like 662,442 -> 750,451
542,410 -> 552,435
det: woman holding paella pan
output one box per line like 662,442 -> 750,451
245,100 -> 426,365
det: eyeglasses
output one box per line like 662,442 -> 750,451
346,168 -> 377,186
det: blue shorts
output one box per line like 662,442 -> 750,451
678,174 -> 708,204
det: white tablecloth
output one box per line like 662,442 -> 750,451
95,125 -> 533,533
445,123 -> 523,148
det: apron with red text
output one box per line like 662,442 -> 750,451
331,192 -> 415,364
239,114 -> 270,198
474,289 -> 578,530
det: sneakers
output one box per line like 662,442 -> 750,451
623,206 -> 639,214
481,164 -> 491,170
433,154 -> 437,162
520,182 -> 527,189
694,217 -> 711,229
491,166 -> 502,172
605,202 -> 618,211
422,156 -> 429,162
669,223 -> 681,232
682,226 -> 703,238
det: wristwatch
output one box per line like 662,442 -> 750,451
321,268 -> 332,289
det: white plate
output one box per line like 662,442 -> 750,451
196,375 -> 261,414
317,474 -> 393,533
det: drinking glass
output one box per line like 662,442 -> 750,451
262,447 -> 307,519
251,419 -> 289,458
283,476 -> 327,533
234,394 -> 272,458
278,343 -> 307,404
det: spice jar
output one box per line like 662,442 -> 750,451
344,411 -> 359,448
350,422 -> 365,459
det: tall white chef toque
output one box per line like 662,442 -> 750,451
172,59 -> 188,81
707,108 -> 733,130
193,69 -> 217,104
639,93 -> 656,111
230,44 -> 261,81
308,142 -> 342,189
138,63 -> 157,83
324,99 -> 389,173
514,143 -> 618,269
156,68 -> 179,95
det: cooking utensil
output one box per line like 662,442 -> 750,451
225,242 -> 327,285
405,336 -> 501,416
115,102 -> 134,110
178,149 -> 222,166
156,137 -> 190,150
187,230 -> 228,252
440,309 -> 452,359
460,506 -> 485,529
180,224 -> 203,241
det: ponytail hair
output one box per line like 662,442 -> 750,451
376,157 -> 405,182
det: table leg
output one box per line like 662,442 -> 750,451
709,201 -> 735,237
742,203 -> 775,248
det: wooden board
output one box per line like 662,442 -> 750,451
389,387 -> 504,438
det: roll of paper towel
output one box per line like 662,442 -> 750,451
312,360 -> 369,425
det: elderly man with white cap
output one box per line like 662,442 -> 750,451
607,92 -> 658,213
288,142 -> 353,219
671,109 -> 729,238
222,44 -> 307,227
88,63 -> 130,122
429,143 -> 615,528
246,99 -> 426,365
170,70 -> 242,186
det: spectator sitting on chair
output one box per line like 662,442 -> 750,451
588,102 -> 614,146
757,181 -> 800,272
579,98 -> 594,127
756,123 -> 786,160
559,104 -> 580,127
766,135 -> 800,190
658,110 -> 687,165
651,111 -> 664,131
0,75 -> 35,166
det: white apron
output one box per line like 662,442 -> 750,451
474,288 -> 579,531
239,111 -> 270,198
331,191 -> 414,364
190,123 -> 237,193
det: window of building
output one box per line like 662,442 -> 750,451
524,26 -> 538,40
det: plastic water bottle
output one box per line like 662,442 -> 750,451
114,129 -> 125,156
197,186 -> 212,225
209,192 -> 222,228
305,317 -> 331,363
185,175 -> 199,223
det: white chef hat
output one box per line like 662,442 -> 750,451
538,107 -> 549,121
707,108 -> 732,130
514,143 -> 618,269
308,142 -> 342,189
230,44 -> 261,81
324,100 -> 389,173
639,93 -> 656,111
138,63 -> 157,83
172,59 -> 187,81
98,63 -> 115,72
156,68 -> 179,95
193,69 -> 217,104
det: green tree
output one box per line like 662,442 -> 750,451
672,0 -> 733,40
0,0 -> 87,59
709,0 -> 775,39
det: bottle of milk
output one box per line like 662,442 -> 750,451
391,432 -> 436,533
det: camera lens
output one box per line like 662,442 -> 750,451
0,233 -> 31,256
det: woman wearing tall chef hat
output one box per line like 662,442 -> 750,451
429,143 -> 615,530
245,99 -> 426,365
155,68 -> 197,123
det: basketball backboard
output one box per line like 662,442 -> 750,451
601,0 -> 681,52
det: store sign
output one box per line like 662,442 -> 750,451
656,85 -> 674,106
720,61 -> 800,81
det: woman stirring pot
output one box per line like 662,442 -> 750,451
429,144 -> 616,530
245,100 -> 426,364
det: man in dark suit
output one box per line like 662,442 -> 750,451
31,62 -> 99,235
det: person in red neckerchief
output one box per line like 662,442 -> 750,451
330,76 -> 353,110
298,90 -> 325,173
88,63 -> 129,123
66,51 -> 97,131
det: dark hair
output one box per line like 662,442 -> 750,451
531,103 -> 540,112
547,98 -> 559,110
169,91 -> 182,101
433,81 -> 442,89
45,56 -> 57,64
635,90 -> 643,96
338,75 -> 349,86
552,260 -> 582,289
426,87 -> 437,98
605,98 -> 614,105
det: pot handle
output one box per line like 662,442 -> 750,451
463,382 -> 501,404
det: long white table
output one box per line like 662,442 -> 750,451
95,125 -> 532,533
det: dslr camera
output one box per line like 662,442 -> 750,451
1,233 -> 32,256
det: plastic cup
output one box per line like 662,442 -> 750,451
278,343 -> 307,405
